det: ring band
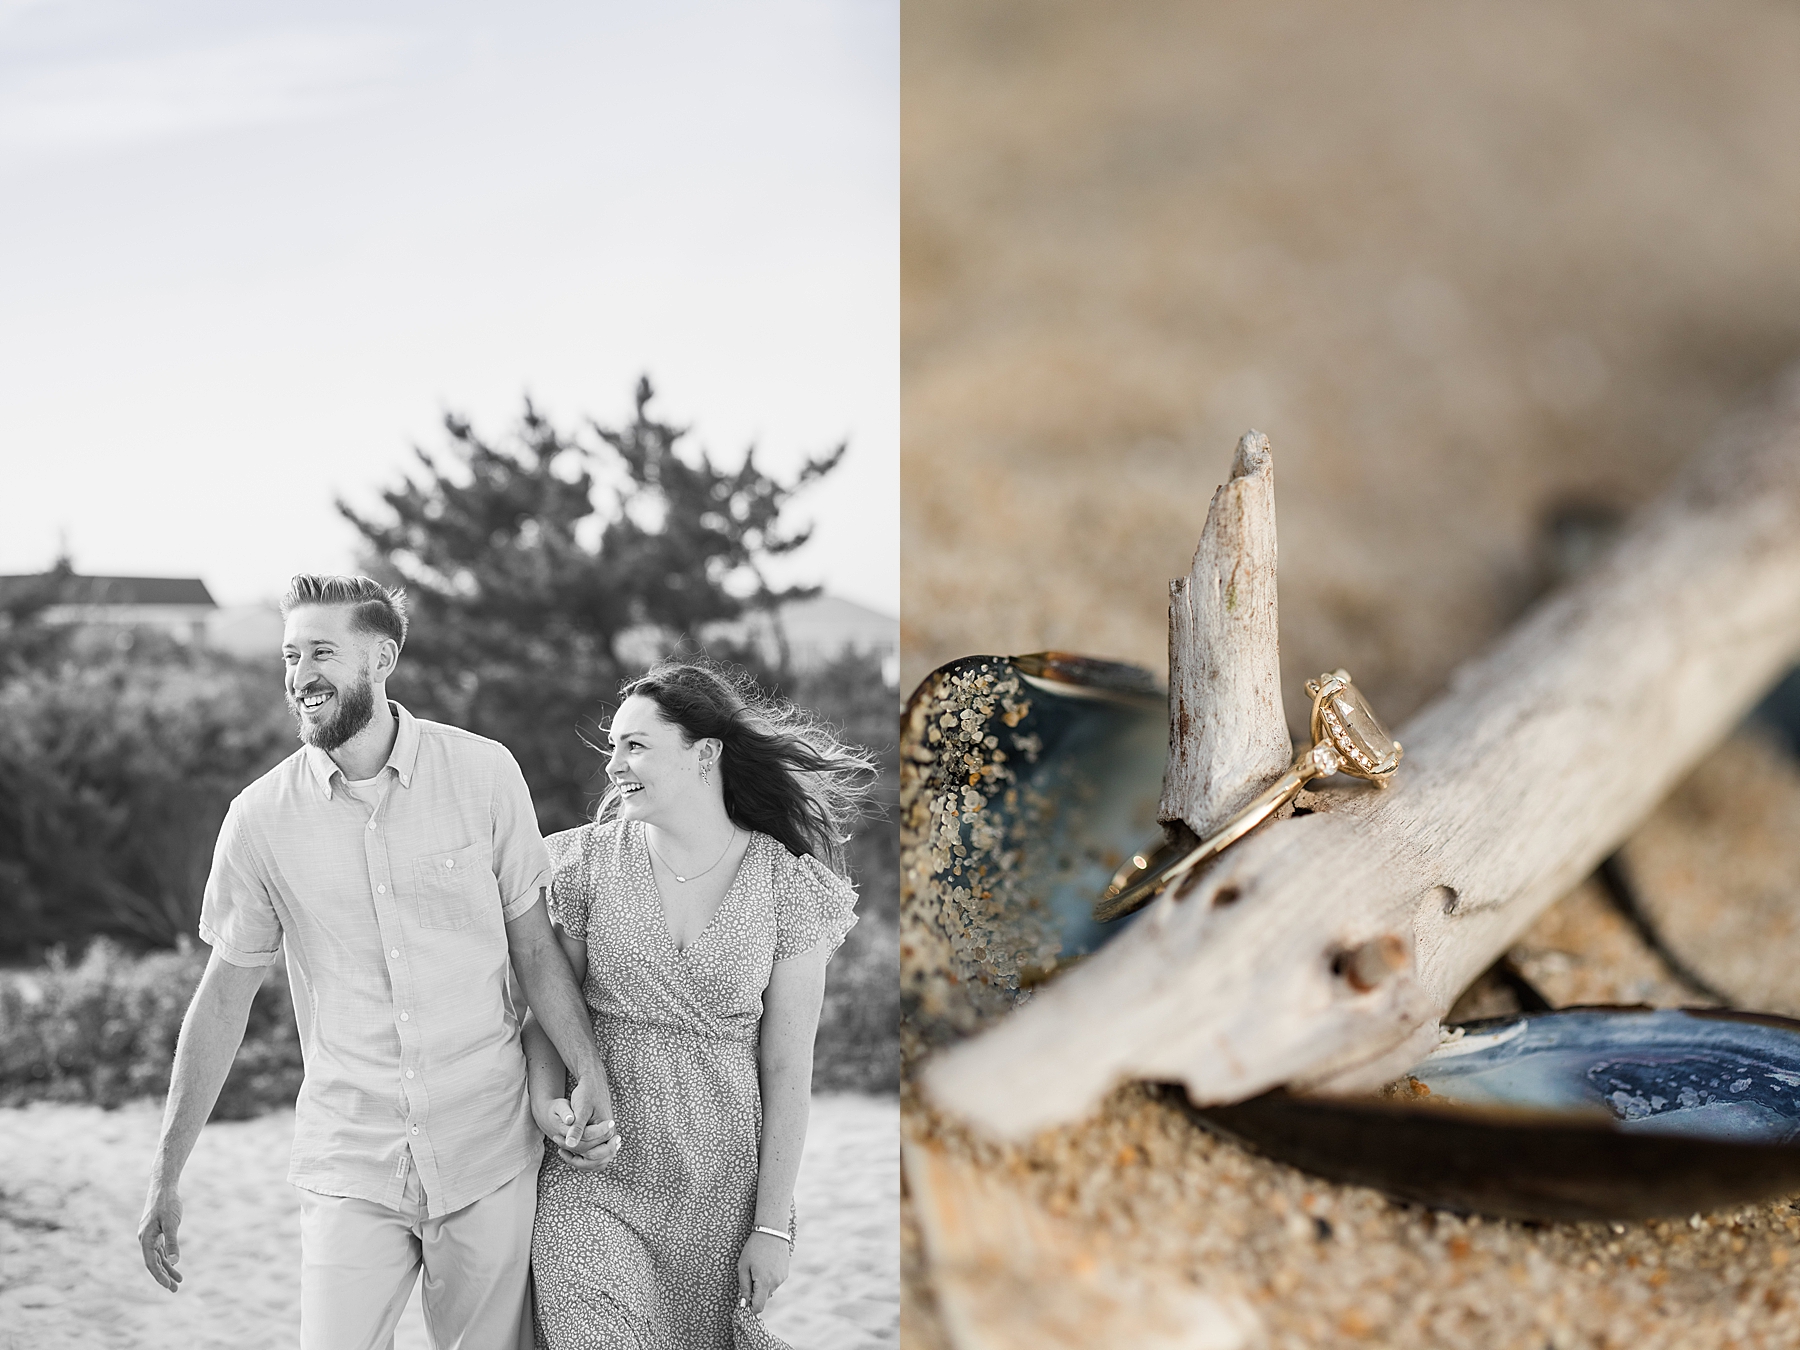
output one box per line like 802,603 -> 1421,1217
1094,670 -> 1401,922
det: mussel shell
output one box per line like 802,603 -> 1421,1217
899,652 -> 1166,1039
903,649 -> 1800,1219
1191,1007 -> 1800,1220
1413,1008 -> 1800,1143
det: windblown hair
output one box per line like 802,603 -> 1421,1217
596,660 -> 878,873
280,574 -> 409,651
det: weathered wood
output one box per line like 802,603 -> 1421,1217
922,367 -> 1800,1138
1159,431 -> 1293,839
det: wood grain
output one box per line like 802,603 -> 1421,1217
923,368 -> 1800,1138
1158,431 -> 1293,840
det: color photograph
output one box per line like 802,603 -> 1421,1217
900,4 -> 1800,1348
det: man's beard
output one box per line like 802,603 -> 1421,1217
290,673 -> 376,753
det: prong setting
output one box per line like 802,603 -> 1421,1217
1309,670 -> 1402,783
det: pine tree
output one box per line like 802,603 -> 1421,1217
339,378 -> 846,830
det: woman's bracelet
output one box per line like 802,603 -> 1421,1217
750,1225 -> 792,1246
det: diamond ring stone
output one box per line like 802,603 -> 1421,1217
1094,669 -> 1402,922
1308,669 -> 1402,780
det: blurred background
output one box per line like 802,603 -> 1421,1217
901,5 -> 1800,1347
0,4 -> 897,1344
903,0 -> 1800,714
2,0 -> 896,619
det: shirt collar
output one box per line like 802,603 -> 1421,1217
302,700 -> 422,799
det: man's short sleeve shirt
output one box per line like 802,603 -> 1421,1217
198,702 -> 552,1217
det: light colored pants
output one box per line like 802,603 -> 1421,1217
297,1155 -> 539,1350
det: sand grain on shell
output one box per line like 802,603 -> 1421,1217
0,1093 -> 896,1350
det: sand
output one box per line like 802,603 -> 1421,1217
901,3 -> 1800,1344
899,747 -> 1800,1348
901,0 -> 1800,711
0,1093 -> 896,1350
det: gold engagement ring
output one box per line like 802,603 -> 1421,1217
1093,670 -> 1402,922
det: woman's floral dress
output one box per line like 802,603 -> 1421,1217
530,819 -> 857,1350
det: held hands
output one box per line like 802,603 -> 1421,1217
536,1096 -> 622,1170
736,1229 -> 792,1315
138,1182 -> 184,1293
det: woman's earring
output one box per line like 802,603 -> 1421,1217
700,761 -> 712,786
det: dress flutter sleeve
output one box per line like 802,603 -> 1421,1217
544,825 -> 598,943
771,844 -> 859,961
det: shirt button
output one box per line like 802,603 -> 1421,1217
445,859 -> 455,869
410,1125 -> 419,1135
400,1011 -> 410,1021
389,948 -> 399,960
368,821 -> 377,831
377,884 -> 386,895
405,1069 -> 415,1079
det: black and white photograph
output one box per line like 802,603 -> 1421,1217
0,3 -> 897,1348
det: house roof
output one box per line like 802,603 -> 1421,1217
0,573 -> 217,608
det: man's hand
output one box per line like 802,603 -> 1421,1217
537,1096 -> 622,1170
135,950 -> 263,1295
138,1183 -> 184,1292
570,1073 -> 609,1136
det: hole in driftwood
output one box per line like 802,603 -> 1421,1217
1212,884 -> 1241,908
1332,934 -> 1408,991
1434,884 -> 1460,915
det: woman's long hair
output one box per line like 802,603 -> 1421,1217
593,660 -> 878,873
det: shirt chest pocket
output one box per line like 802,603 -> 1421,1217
411,843 -> 491,931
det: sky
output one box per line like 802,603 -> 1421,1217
0,0 -> 897,614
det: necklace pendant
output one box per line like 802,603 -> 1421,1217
675,874 -> 686,883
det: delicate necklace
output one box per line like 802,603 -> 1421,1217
648,827 -> 738,884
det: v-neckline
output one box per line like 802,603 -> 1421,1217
639,824 -> 750,957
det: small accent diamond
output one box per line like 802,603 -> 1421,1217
1313,744 -> 1342,776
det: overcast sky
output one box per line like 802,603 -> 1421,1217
0,0 -> 896,614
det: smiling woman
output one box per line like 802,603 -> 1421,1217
520,659 -> 878,1350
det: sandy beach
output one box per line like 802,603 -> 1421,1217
0,1092 -> 896,1350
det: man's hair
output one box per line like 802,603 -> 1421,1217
280,574 -> 409,650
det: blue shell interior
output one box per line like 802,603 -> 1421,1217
972,663 -> 1167,962
1413,1009 -> 1800,1144
915,651 -> 1800,1152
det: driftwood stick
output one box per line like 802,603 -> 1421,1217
923,367 -> 1800,1139
1159,431 -> 1292,838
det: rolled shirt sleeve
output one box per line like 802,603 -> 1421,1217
197,796 -> 284,967
490,744 -> 553,922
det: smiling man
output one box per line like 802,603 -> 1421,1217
137,573 -> 613,1350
